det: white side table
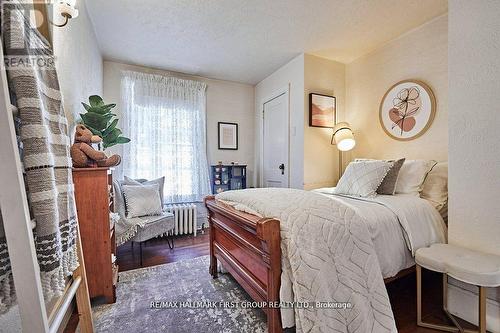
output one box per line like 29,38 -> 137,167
415,244 -> 500,333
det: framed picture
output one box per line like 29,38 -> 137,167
309,93 -> 336,128
379,80 -> 436,141
218,122 -> 238,150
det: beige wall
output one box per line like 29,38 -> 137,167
304,55 -> 345,190
255,54 -> 346,190
52,0 -> 103,128
103,61 -> 255,185
448,0 -> 500,258
447,2 -> 500,329
345,15 -> 448,163
254,54 -> 305,189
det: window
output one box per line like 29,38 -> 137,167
121,71 -> 210,203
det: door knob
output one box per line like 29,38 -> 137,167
279,163 -> 285,175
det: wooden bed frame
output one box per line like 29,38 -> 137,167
205,195 -> 415,333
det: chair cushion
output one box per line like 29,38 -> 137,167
416,244 -> 500,287
132,212 -> 175,242
141,212 -> 174,226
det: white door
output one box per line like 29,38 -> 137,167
263,92 -> 289,188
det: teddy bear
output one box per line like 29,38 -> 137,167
70,124 -> 121,168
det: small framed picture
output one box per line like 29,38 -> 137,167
218,122 -> 238,150
309,93 -> 336,128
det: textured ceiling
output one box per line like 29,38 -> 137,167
86,0 -> 447,84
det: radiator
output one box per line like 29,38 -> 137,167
164,203 -> 198,236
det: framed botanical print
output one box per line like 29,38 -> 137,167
218,122 -> 238,150
379,80 -> 436,141
309,93 -> 336,128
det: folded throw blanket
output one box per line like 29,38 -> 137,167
0,0 -> 79,312
217,188 -> 397,333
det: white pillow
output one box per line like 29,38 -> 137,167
123,176 -> 165,205
395,160 -> 437,196
421,162 -> 448,210
355,158 -> 405,195
122,184 -> 163,218
335,160 -> 393,197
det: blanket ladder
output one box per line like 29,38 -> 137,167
0,37 -> 94,332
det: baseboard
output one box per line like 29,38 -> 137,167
448,283 -> 500,332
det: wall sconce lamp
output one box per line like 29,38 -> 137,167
331,122 -> 356,179
51,0 -> 79,28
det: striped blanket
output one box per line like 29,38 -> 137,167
0,1 -> 79,312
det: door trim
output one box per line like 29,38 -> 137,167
260,85 -> 290,188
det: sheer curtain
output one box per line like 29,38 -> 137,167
121,71 -> 210,203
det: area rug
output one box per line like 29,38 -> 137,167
92,256 -> 267,332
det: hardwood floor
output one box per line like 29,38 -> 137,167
110,232 -> 477,332
116,231 -> 209,271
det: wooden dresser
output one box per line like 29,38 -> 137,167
72,167 -> 117,303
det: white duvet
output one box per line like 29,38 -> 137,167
216,188 -> 447,332
314,188 -> 447,278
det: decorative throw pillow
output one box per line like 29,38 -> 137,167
334,160 -> 393,197
421,162 -> 448,210
395,160 -> 437,196
355,158 -> 405,195
123,176 -> 165,205
122,184 -> 163,218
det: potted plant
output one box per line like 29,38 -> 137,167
80,95 -> 130,149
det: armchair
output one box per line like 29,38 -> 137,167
113,179 -> 175,266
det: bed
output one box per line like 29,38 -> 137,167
205,185 -> 446,332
